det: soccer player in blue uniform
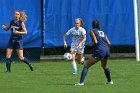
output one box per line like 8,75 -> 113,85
64,18 -> 86,75
2,11 -> 33,72
75,20 -> 113,86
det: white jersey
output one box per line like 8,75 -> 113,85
66,27 -> 86,46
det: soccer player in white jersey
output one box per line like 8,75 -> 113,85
63,18 -> 86,75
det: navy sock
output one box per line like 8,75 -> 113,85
104,68 -> 111,82
23,57 -> 30,65
80,67 -> 88,83
5,58 -> 12,72
22,57 -> 33,71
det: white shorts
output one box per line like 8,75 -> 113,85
71,43 -> 85,54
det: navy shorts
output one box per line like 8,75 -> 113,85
92,49 -> 110,59
7,41 -> 23,50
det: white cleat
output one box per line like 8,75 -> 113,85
81,57 -> 85,65
106,81 -> 113,84
73,71 -> 78,75
73,72 -> 78,75
75,83 -> 84,86
82,57 -> 85,62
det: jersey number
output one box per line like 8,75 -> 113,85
98,31 -> 105,37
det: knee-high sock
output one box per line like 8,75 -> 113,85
5,58 -> 12,72
22,57 -> 31,65
22,57 -> 33,71
71,61 -> 77,72
80,67 -> 88,83
104,68 -> 111,82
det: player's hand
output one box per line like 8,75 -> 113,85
64,43 -> 67,48
77,43 -> 82,48
2,25 -> 6,30
13,30 -> 19,35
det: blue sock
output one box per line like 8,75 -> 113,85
5,58 -> 12,72
80,67 -> 88,83
104,68 -> 111,82
23,57 -> 30,65
22,57 -> 33,71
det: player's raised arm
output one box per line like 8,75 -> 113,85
106,36 -> 111,48
2,23 -> 11,31
90,30 -> 98,44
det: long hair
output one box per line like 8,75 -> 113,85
15,11 -> 27,22
19,11 -> 27,22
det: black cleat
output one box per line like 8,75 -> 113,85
29,65 -> 34,71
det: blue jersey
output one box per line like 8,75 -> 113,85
9,20 -> 23,42
91,28 -> 110,59
92,28 -> 108,50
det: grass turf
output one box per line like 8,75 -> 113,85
0,59 -> 140,93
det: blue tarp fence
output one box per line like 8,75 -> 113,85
0,0 -> 135,48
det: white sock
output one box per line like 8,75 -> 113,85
71,61 -> 77,72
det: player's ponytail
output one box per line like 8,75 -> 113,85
79,18 -> 84,26
19,11 -> 27,22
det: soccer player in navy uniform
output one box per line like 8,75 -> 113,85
75,20 -> 113,86
2,11 -> 33,72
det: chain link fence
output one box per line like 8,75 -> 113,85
0,48 -> 41,62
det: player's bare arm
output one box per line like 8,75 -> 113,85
13,22 -> 27,35
106,36 -> 111,48
90,30 -> 98,44
2,23 -> 11,31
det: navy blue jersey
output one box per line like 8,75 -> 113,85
92,28 -> 108,50
91,28 -> 110,59
9,20 -> 23,42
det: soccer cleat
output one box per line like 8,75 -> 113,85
75,83 -> 84,86
81,57 -> 85,65
29,64 -> 34,71
73,72 -> 78,75
73,71 -> 78,75
81,61 -> 85,65
6,70 -> 11,73
106,81 -> 113,84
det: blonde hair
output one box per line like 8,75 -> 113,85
15,11 -> 27,22
75,18 -> 85,26
20,11 -> 27,22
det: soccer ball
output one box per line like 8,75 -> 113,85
64,53 -> 72,60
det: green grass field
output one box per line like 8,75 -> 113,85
0,59 -> 140,93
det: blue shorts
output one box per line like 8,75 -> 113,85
7,41 -> 23,50
92,49 -> 110,59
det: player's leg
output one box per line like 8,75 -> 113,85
80,56 -> 99,83
17,49 -> 33,71
77,46 -> 85,64
77,53 -> 83,64
71,50 -> 77,74
101,58 -> 113,84
5,48 -> 13,72
75,56 -> 99,86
